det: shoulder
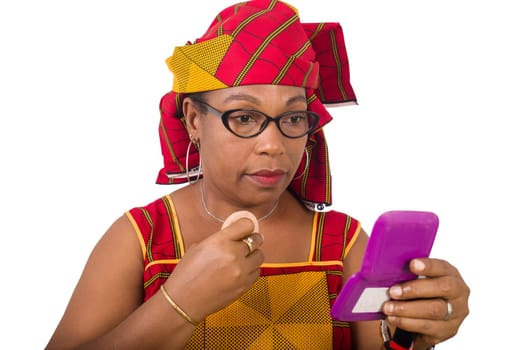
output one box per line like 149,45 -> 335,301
320,210 -> 365,262
125,194 -> 183,258
126,195 -> 178,229
320,209 -> 361,235
127,195 -> 173,215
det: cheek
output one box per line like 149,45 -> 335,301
199,119 -> 229,152
289,140 -> 308,163
199,128 -> 248,170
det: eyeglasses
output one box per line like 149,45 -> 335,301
193,100 -> 320,139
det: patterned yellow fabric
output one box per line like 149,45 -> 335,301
186,272 -> 332,349
166,35 -> 232,93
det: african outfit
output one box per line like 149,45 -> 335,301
126,195 -> 361,349
138,1 -> 361,347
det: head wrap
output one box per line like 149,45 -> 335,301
157,0 -> 356,211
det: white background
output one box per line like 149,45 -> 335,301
1,0 -> 522,348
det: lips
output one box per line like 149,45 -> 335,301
248,169 -> 286,186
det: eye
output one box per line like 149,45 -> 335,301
281,112 -> 308,126
289,114 -> 306,124
228,110 -> 261,125
238,114 -> 254,123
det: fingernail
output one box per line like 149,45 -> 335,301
389,285 -> 402,297
384,302 -> 394,314
413,259 -> 425,272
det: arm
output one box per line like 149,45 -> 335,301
46,215 -> 264,349
45,214 -> 197,349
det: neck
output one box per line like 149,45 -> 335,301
199,181 -> 279,223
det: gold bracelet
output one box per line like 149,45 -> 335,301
160,284 -> 198,326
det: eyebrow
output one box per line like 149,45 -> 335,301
223,93 -> 308,106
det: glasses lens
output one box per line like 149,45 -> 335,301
224,109 -> 319,138
279,111 -> 317,138
226,110 -> 266,137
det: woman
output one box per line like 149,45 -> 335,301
46,1 -> 469,349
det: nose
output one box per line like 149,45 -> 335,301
254,119 -> 285,156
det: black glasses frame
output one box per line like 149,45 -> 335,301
193,99 -> 320,139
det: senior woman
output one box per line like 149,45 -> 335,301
46,1 -> 469,349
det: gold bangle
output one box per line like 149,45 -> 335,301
160,284 -> 198,326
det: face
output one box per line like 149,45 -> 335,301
183,84 -> 309,206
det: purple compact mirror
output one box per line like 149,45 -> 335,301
331,210 -> 439,321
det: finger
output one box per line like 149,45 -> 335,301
245,249 -> 265,272
247,248 -> 265,266
409,258 -> 459,279
390,259 -> 466,300
220,217 -> 258,240
389,275 -> 457,300
240,233 -> 264,255
383,298 -> 450,321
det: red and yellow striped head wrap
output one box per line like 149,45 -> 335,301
157,0 -> 356,211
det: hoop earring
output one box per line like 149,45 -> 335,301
185,139 -> 202,184
293,148 -> 310,180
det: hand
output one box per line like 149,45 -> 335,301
382,258 -> 470,349
163,218 -> 264,322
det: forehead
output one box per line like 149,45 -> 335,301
204,84 -> 307,104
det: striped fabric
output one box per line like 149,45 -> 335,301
126,195 -> 362,349
156,0 -> 356,211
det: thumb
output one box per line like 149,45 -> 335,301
220,216 -> 258,241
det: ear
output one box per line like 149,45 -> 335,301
182,97 -> 201,140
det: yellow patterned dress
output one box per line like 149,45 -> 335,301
127,195 -> 361,349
